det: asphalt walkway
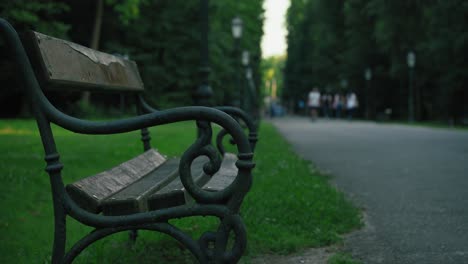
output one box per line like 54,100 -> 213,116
271,117 -> 468,264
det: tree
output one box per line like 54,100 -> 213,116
0,0 -> 265,116
284,0 -> 468,123
0,0 -> 70,117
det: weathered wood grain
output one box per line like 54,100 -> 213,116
202,153 -> 238,192
29,31 -> 144,92
66,149 -> 165,213
67,151 -> 239,215
101,158 -> 180,215
147,157 -> 210,211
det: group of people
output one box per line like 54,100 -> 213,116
307,87 -> 358,120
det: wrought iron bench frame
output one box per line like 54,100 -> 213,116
0,18 -> 256,263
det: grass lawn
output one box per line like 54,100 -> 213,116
381,120 -> 468,131
0,119 -> 361,263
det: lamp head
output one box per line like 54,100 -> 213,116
246,67 -> 253,79
407,51 -> 416,68
242,50 -> 250,66
365,68 -> 372,81
232,16 -> 243,39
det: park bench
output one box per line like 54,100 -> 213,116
0,18 -> 258,263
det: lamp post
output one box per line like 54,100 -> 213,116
407,51 -> 416,122
242,50 -> 250,67
193,0 -> 213,106
246,67 -> 253,81
340,79 -> 348,90
241,50 -> 249,110
364,68 -> 372,119
245,66 -> 257,116
232,16 -> 243,108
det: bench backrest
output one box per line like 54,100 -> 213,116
27,31 -> 144,92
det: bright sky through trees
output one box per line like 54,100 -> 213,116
261,0 -> 289,58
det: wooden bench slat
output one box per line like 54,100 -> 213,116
101,159 -> 180,216
202,153 -> 238,192
65,149 -> 165,213
29,31 -> 144,92
147,157 -> 211,211
149,154 -> 238,209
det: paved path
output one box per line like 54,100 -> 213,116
271,117 -> 468,264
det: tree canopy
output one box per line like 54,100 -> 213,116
0,0 -> 264,116
284,0 -> 468,123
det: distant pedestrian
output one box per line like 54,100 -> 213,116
346,92 -> 359,120
298,99 -> 305,115
321,94 -> 332,118
333,93 -> 343,118
308,87 -> 321,121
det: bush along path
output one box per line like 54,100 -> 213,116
0,120 -> 361,263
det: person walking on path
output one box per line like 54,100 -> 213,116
333,93 -> 343,118
308,87 -> 321,121
321,93 -> 332,119
346,91 -> 358,120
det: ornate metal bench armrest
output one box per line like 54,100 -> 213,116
214,106 -> 258,154
137,96 -> 258,152
137,95 -> 159,113
137,96 -> 257,139
214,106 -> 256,134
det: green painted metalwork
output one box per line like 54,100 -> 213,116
215,106 -> 258,152
0,18 -> 254,263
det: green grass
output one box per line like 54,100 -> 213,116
382,120 -> 468,131
0,119 -> 361,263
328,253 -> 362,264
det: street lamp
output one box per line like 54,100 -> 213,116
246,67 -> 253,80
364,68 -> 372,119
407,51 -> 416,122
340,79 -> 348,90
241,50 -> 250,109
232,16 -> 243,108
245,66 -> 257,115
365,68 -> 372,81
193,0 -> 213,106
231,16 -> 243,39
242,50 -> 250,66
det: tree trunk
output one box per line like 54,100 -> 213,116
83,0 -> 104,104
90,0 -> 103,50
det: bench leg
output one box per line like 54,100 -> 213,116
51,193 -> 67,263
213,214 -> 247,264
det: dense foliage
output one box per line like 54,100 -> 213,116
261,56 -> 285,97
0,0 -> 264,116
284,0 -> 468,123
